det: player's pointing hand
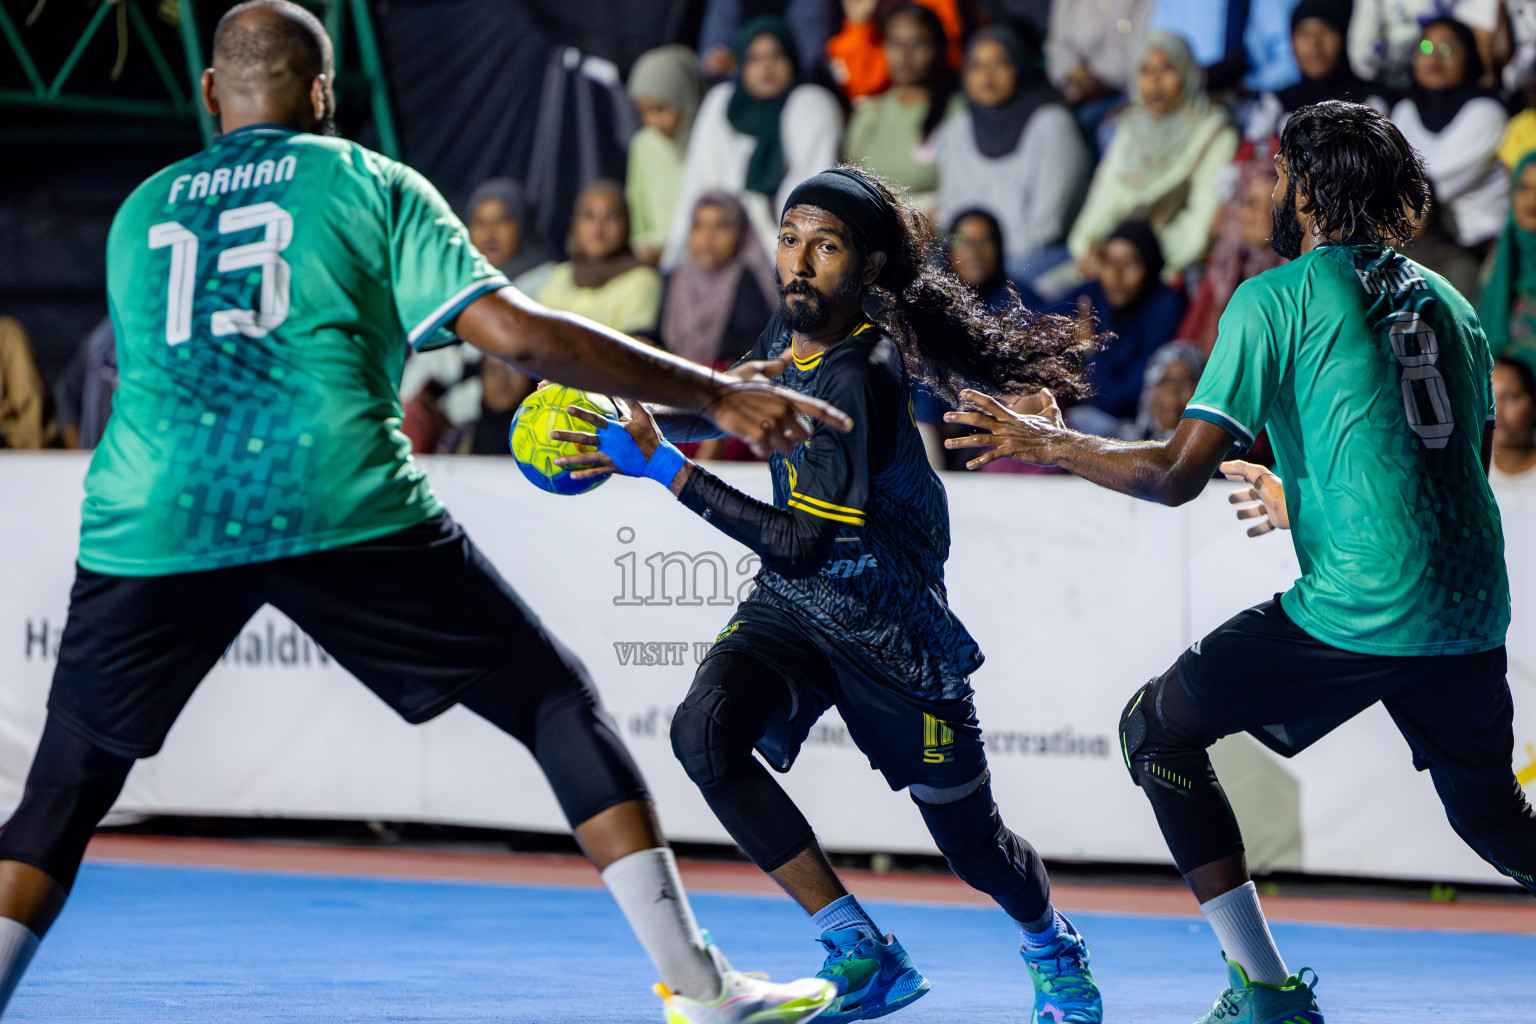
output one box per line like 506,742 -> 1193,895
704,378 -> 852,459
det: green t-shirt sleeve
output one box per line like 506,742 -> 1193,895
388,163 -> 509,351
1183,276 -> 1291,447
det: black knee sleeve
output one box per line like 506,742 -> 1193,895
461,674 -> 649,828
0,716 -> 134,891
1439,773 -> 1536,897
669,657 -> 814,872
913,777 -> 1050,925
1119,676 -> 1244,873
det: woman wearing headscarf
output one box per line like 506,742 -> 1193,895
1176,150 -> 1287,353
662,17 -> 843,267
466,177 -> 558,297
1060,219 -> 1187,434
658,191 -> 778,367
945,208 -> 1019,313
1392,17 -> 1508,250
1490,355 -> 1536,487
843,3 -> 961,203
1067,31 -> 1238,279
1478,153 -> 1536,365
627,46 -> 705,264
1119,341 -> 1206,442
399,177 -> 558,450
935,24 -> 1088,276
538,179 -> 664,336
1245,1 -> 1388,143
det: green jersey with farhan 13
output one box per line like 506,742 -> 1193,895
1184,242 -> 1509,657
87,125 -> 508,576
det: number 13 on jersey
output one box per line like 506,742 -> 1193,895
148,201 -> 293,345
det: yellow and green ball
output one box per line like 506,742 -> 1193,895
508,384 -> 618,495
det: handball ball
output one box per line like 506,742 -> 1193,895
508,383 -> 618,495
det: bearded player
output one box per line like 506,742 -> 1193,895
947,101 -> 1536,1024
555,167 -> 1105,1024
0,4 -> 852,1022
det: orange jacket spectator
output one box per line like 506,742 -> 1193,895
827,0 -> 963,100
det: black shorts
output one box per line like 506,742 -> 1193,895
50,513 -> 592,759
706,599 -> 987,799
1170,597 -> 1512,772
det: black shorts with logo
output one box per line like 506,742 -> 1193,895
48,513 -> 600,759
705,597 -> 987,799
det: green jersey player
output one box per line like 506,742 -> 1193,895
0,4 -> 847,1022
945,101 -> 1536,1024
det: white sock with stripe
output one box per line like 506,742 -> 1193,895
0,916 -> 40,1015
1199,881 -> 1290,987
601,848 -> 722,1002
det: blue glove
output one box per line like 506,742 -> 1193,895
596,416 -> 688,486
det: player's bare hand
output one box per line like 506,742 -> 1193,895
727,358 -> 789,382
1222,459 -> 1289,536
704,379 -> 853,458
1006,388 -> 1064,426
942,389 -> 1066,469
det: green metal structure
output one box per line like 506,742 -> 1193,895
0,0 -> 399,155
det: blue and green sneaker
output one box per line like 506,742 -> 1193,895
813,928 -> 930,1022
1192,957 -> 1323,1024
1019,914 -> 1102,1023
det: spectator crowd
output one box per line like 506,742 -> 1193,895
7,0 -> 1536,487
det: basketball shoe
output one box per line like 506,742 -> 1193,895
1191,957 -> 1323,1024
1020,914 -> 1102,1023
654,941 -> 836,1024
813,928 -> 930,1022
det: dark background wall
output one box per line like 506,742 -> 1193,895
0,0 -> 694,383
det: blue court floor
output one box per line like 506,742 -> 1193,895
8,862 -> 1534,1022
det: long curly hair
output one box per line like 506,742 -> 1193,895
1279,100 -> 1429,246
840,166 -> 1095,404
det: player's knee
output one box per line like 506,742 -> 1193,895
0,718 -> 133,890
1119,677 -> 1212,798
669,686 -> 748,788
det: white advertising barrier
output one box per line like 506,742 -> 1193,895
2,452 -> 1533,885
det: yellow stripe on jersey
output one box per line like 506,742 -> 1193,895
790,321 -> 874,371
790,490 -> 864,518
787,498 -> 865,525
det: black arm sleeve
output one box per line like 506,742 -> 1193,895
675,336 -> 899,578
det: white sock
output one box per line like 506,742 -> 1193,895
600,848 -> 722,1002
810,894 -> 881,940
0,916 -> 40,1016
1199,881 -> 1290,986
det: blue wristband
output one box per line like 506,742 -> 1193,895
642,439 -> 688,487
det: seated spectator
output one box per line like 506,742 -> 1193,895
54,314 -> 118,450
664,16 -> 843,266
1246,1 -> 1388,142
1068,31 -> 1238,278
1392,17 -> 1508,250
0,316 -> 61,449
1349,0 -> 1498,91
827,0 -> 963,101
1479,153 -> 1536,362
659,191 -> 778,367
1407,186 -> 1482,300
1499,71 -> 1536,169
843,3 -> 960,202
936,25 -> 1088,278
698,0 -> 838,83
1046,0 -> 1151,133
627,46 -> 705,264
1120,340 -> 1205,441
946,207 -> 1044,311
1177,150 -> 1287,353
1491,355 -> 1536,485
1062,220 -> 1187,434
538,179 -> 663,336
467,178 -> 557,297
1145,0 -> 1252,92
438,356 -> 532,456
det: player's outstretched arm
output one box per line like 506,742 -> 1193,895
553,402 -> 842,577
452,289 -> 850,457
943,389 -> 1234,506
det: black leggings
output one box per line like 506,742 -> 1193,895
671,652 -> 1050,923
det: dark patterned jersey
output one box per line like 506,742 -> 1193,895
680,311 -> 982,698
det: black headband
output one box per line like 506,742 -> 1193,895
782,168 -> 900,256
